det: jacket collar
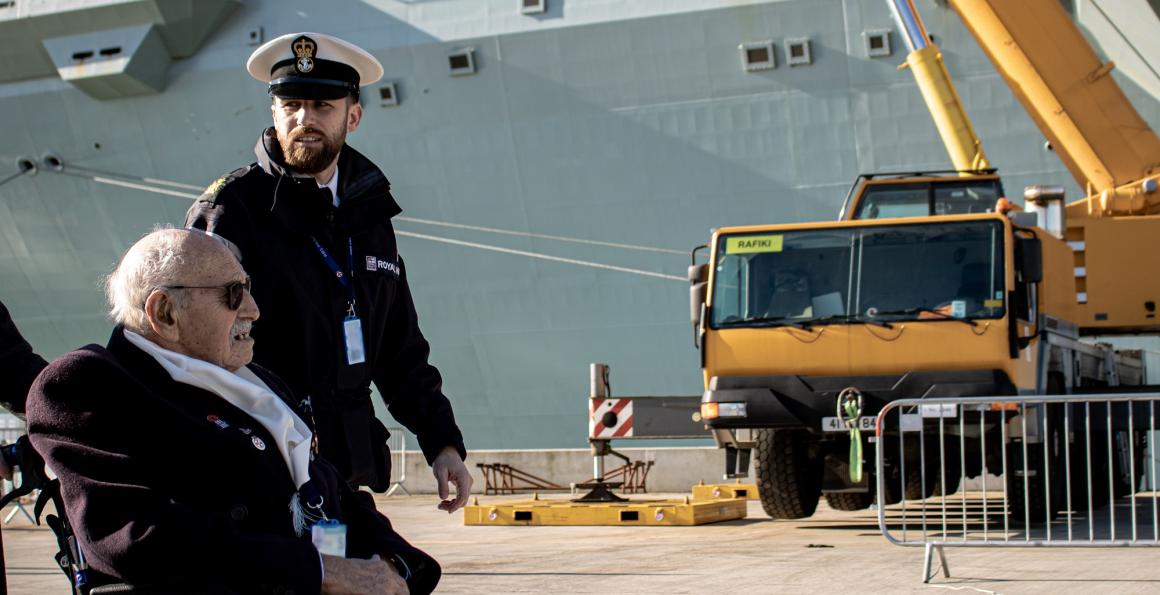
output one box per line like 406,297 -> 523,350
105,325 -> 181,392
104,327 -> 302,495
106,326 -> 301,415
254,127 -> 301,180
253,127 -> 403,224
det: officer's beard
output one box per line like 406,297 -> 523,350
279,126 -> 345,175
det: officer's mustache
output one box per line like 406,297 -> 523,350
287,127 -> 330,143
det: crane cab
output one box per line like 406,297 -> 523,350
839,171 -> 1005,221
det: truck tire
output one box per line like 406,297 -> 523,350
902,436 -> 941,500
1112,429 -> 1146,499
1069,425 -> 1144,514
1068,415 -> 1110,514
825,491 -> 874,511
934,440 -> 963,497
880,477 -> 902,506
903,468 -> 932,500
755,428 -> 822,519
879,463 -> 903,505
876,438 -> 905,505
1006,404 -> 1065,523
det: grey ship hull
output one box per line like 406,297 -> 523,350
3,0 -> 1159,449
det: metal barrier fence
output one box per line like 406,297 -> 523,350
0,413 -> 23,445
874,393 -> 1160,582
0,413 -> 32,524
385,427 -> 409,496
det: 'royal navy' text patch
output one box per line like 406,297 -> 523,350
365,255 -> 400,277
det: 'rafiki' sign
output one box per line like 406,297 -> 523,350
725,234 -> 784,254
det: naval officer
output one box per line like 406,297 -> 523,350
0,300 -> 49,592
187,33 -> 472,510
0,300 -> 47,417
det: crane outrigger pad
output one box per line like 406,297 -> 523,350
463,494 -> 747,526
691,481 -> 759,501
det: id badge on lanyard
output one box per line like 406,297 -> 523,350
312,519 -> 348,557
312,237 -> 366,366
343,308 -> 366,365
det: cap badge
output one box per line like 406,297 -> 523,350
292,35 -> 317,74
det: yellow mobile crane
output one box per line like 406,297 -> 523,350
691,0 -> 1160,520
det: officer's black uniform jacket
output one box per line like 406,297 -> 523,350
27,326 -> 441,595
0,300 -> 48,588
0,300 -> 47,415
186,129 -> 465,491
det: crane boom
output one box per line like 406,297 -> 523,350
888,0 -> 990,173
951,0 -> 1160,216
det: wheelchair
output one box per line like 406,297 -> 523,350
0,436 -> 165,595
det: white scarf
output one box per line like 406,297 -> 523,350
123,331 -> 314,492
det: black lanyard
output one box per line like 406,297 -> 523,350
311,236 -> 356,313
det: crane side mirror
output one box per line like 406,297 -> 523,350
688,263 -> 708,284
689,264 -> 709,347
689,264 -> 708,326
1016,237 -> 1042,284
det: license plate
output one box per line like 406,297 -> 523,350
822,416 -> 875,432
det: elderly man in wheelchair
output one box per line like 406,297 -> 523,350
25,228 -> 440,595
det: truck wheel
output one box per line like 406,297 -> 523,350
1112,429 -> 1146,498
934,440 -> 963,497
879,464 -> 903,505
880,478 -> 902,506
1006,404 -> 1065,523
903,468 -> 933,500
1069,426 -> 1144,513
1070,399 -> 1148,510
1073,432 -> 1110,513
912,426 -> 964,498
1005,439 -> 1060,523
902,459 -> 960,499
825,491 -> 874,511
755,428 -> 822,519
877,436 -> 911,505
889,436 -> 960,502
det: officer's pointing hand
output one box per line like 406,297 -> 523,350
432,446 -> 472,513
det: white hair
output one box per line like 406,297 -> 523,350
104,226 -> 193,333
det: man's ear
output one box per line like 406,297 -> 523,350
346,100 -> 363,134
144,291 -> 181,342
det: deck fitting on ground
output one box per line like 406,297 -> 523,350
691,480 -> 759,501
463,496 -> 746,526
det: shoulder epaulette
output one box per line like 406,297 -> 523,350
197,165 -> 253,205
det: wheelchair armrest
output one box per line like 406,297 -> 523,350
88,585 -> 137,594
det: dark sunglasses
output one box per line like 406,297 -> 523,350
160,276 -> 252,310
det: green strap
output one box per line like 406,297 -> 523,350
841,399 -> 863,483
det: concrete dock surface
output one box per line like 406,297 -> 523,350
5,493 -> 1160,594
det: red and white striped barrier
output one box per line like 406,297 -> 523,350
590,398 -> 634,438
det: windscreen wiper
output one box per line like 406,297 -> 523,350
870,307 -> 978,327
798,314 -> 894,329
717,315 -> 813,331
